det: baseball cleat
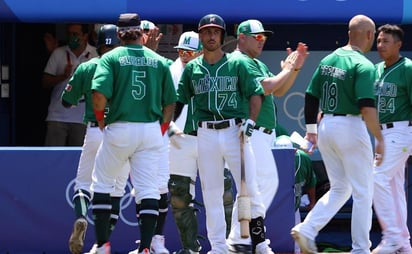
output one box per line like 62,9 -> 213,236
94,242 -> 111,254
372,241 -> 402,254
255,240 -> 275,254
173,249 -> 199,254
228,243 -> 252,254
151,235 -> 170,254
68,217 -> 88,254
83,244 -> 98,254
397,244 -> 412,254
290,229 -> 318,254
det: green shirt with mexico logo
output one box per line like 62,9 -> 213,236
374,57 -> 412,124
177,52 -> 264,124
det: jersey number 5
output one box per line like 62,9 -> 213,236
132,70 -> 146,100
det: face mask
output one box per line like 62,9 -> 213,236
68,35 -> 81,50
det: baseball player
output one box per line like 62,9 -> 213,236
372,24 -> 412,254
90,13 -> 176,254
226,19 -> 308,254
126,19 -> 172,254
168,30 -> 204,254
128,19 -> 173,254
168,30 -> 235,254
291,14 -> 384,254
62,24 -> 129,254
176,13 -> 276,254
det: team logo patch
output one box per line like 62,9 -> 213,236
65,84 -> 72,92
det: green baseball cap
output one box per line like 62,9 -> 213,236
237,19 -> 273,37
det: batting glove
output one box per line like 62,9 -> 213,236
167,121 -> 181,137
238,119 -> 255,141
168,121 -> 184,149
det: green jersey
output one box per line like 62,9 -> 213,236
374,57 -> 412,123
92,45 -> 177,124
62,57 -> 99,123
177,53 -> 264,122
306,48 -> 376,115
294,149 -> 317,211
233,51 -> 277,129
182,97 -> 197,134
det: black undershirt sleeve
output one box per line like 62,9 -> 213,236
173,101 -> 185,122
358,98 -> 376,109
304,93 -> 319,124
61,99 -> 73,108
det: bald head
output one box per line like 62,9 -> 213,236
349,14 -> 375,32
347,14 -> 376,52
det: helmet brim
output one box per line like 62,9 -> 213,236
199,24 -> 225,31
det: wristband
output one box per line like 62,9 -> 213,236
161,122 -> 170,135
94,109 -> 104,121
306,124 -> 317,134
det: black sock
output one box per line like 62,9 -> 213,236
155,193 -> 168,235
92,192 -> 112,246
138,198 -> 159,252
109,196 -> 121,237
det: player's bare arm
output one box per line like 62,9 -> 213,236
260,42 -> 308,96
162,102 -> 176,124
160,102 -> 176,136
92,90 -> 107,130
277,42 -> 309,95
360,106 -> 385,166
260,53 -> 296,96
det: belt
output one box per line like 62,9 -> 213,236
186,131 -> 197,136
322,113 -> 360,117
198,118 -> 242,130
253,126 -> 273,135
87,121 -> 99,128
380,120 -> 412,130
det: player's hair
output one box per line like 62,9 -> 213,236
118,28 -> 143,41
378,24 -> 404,42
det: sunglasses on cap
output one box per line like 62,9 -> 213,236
248,33 -> 267,42
178,49 -> 198,57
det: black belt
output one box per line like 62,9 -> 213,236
198,118 -> 242,130
186,131 -> 197,136
88,121 -> 99,127
253,126 -> 273,135
380,120 -> 412,130
320,113 -> 348,118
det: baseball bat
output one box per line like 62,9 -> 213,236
238,135 -> 251,238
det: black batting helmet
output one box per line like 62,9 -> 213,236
198,14 -> 226,32
97,24 -> 119,50
198,14 -> 226,44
